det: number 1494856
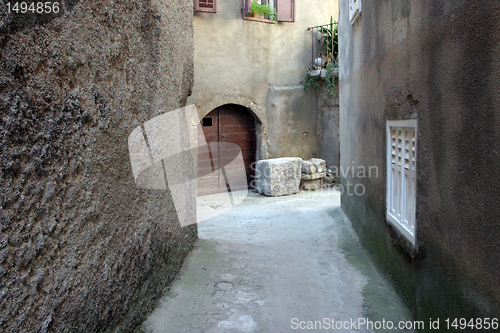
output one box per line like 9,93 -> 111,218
445,318 -> 498,330
6,2 -> 60,14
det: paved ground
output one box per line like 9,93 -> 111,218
142,189 -> 416,333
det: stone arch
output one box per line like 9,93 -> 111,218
195,97 -> 268,161
197,103 -> 266,195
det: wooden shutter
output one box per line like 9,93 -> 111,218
276,0 -> 295,22
195,0 -> 217,13
242,0 -> 252,17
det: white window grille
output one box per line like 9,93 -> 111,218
349,0 -> 362,25
386,120 -> 417,245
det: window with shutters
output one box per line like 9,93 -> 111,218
242,0 -> 295,23
194,0 -> 217,13
386,120 -> 417,246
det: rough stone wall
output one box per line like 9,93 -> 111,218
0,1 -> 196,332
339,0 -> 500,327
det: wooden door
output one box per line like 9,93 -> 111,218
197,105 -> 256,195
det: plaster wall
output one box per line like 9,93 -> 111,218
189,0 -> 338,161
317,80 -> 339,168
0,1 -> 196,332
339,0 -> 500,326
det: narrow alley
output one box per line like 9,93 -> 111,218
143,189 -> 415,333
2,2 -> 499,331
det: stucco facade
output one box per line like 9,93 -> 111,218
189,0 -> 338,162
339,0 -> 500,327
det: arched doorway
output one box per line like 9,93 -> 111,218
197,104 -> 257,195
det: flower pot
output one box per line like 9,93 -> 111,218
309,69 -> 321,76
248,12 -> 265,20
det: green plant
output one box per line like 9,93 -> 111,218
319,17 -> 338,64
300,63 -> 337,96
249,1 -> 276,20
301,73 -> 320,92
325,62 -> 337,96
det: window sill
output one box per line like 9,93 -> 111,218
308,67 -> 339,78
243,16 -> 276,24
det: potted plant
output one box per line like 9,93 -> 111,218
318,17 -> 339,65
248,1 -> 276,20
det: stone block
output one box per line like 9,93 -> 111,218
254,157 -> 302,196
300,178 -> 323,191
309,158 -> 326,173
301,172 -> 326,181
302,160 -> 317,174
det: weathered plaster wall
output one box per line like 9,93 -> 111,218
0,1 -> 196,332
267,86 -> 318,158
317,78 -> 339,168
339,0 -> 500,326
188,0 -> 338,161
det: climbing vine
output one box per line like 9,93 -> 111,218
301,73 -> 321,92
301,63 -> 337,96
325,62 -> 337,96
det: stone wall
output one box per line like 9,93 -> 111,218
339,0 -> 500,327
0,1 -> 196,332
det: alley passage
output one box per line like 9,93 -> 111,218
143,189 -> 415,333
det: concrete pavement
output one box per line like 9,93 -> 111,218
142,189 -> 416,333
